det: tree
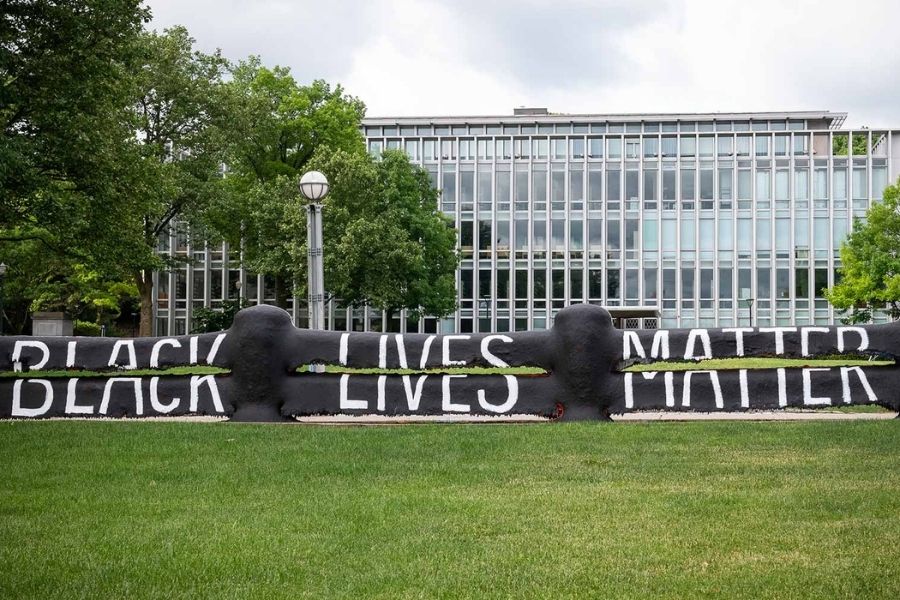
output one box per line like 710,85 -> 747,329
826,178 -> 900,323
206,60 -> 366,307
310,148 -> 459,326
832,132 -> 869,156
127,26 -> 232,336
208,148 -> 458,329
1,0 -> 153,271
1,0 -> 151,333
1,5 -> 232,336
191,299 -> 248,333
1,0 -> 149,228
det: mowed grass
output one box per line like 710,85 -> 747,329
0,365 -> 227,378
625,357 -> 892,371
1,421 -> 899,599
1,357 -> 890,379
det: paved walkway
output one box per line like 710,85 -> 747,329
295,411 -> 897,424
14,410 -> 897,424
613,410 -> 897,421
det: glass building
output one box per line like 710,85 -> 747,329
153,109 -> 900,335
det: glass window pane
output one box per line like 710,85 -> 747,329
814,168 -> 827,200
833,169 -> 847,200
719,268 -> 733,298
663,169 -> 677,201
607,219 -> 620,249
757,267 -> 771,298
569,170 -> 584,206
661,137 -> 677,157
795,168 -> 809,200
756,170 -> 770,201
681,218 -> 695,250
718,220 -> 733,249
853,167 -> 867,199
588,219 -> 603,249
737,219 -> 751,251
625,219 -> 639,250
795,268 -> 809,297
607,269 -> 620,299
607,138 -> 622,159
607,169 -> 621,200
775,170 -> 789,201
700,268 -> 714,298
717,136 -> 733,157
699,219 -> 714,250
644,268 -> 658,301
756,218 -> 771,248
737,170 -> 751,200
588,269 -> 602,298
588,169 -> 602,207
643,169 -> 657,201
873,166 -> 888,199
643,219 -> 658,251
662,219 -> 676,251
700,168 -> 714,200
775,218 -> 790,251
718,169 -> 733,200
532,170 -> 547,206
570,219 -> 583,250
663,269 -> 676,298
795,218 -> 809,248
682,268 -> 695,298
626,169 -> 639,201
681,169 -> 695,200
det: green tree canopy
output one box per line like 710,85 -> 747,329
311,148 -> 459,322
832,132 -> 870,156
1,0 -> 149,261
1,0 -> 150,332
205,60 -> 366,306
227,149 -> 459,326
127,26 -> 232,335
1,13 -> 234,335
826,178 -> 900,322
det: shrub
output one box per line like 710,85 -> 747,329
191,299 -> 248,333
73,320 -> 102,336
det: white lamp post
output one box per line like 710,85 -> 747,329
740,287 -> 755,328
298,171 -> 329,330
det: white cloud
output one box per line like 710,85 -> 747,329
146,0 -> 900,126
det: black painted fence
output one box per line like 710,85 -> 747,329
1,304 -> 899,421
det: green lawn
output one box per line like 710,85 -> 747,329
1,421 -> 898,598
625,357 -> 892,371
0,365 -> 227,378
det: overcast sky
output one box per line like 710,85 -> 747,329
146,0 -> 900,127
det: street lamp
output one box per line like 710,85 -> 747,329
740,288 -> 755,328
298,171 -> 329,330
0,262 -> 7,335
479,297 -> 491,332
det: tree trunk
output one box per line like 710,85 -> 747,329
274,274 -> 289,310
136,270 -> 154,337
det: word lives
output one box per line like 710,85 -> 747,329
335,333 -> 520,414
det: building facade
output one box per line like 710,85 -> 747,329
153,109 -> 900,336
